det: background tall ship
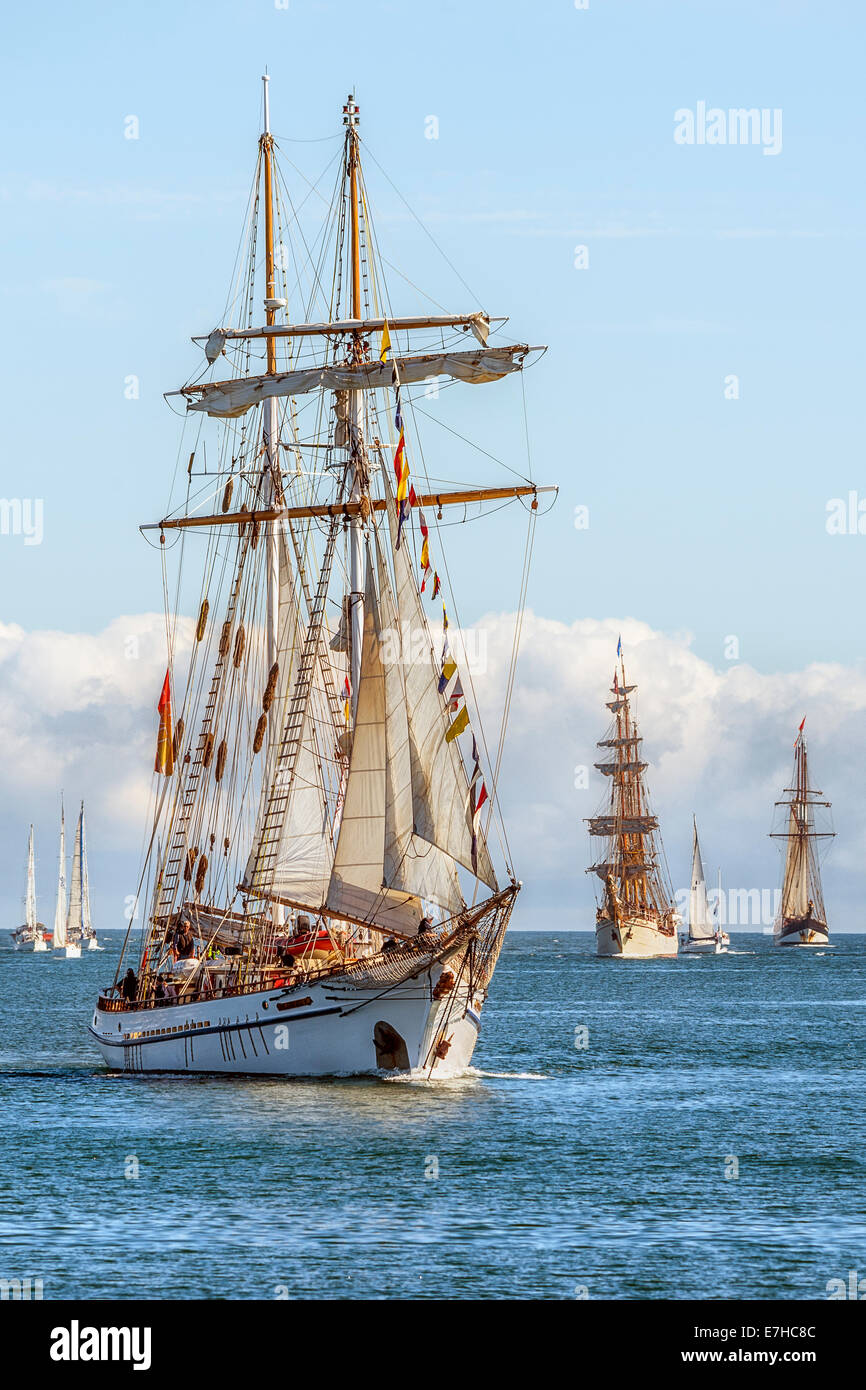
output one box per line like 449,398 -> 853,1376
586,645 -> 678,958
91,82 -> 551,1077
771,720 -> 834,947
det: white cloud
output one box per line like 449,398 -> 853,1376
0,610 -> 862,934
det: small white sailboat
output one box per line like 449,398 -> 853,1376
66,801 -> 98,952
680,819 -> 728,954
10,826 -> 49,952
53,798 -> 81,958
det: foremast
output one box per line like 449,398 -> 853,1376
586,649 -> 674,926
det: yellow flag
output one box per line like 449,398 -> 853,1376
379,319 -> 391,363
445,705 -> 469,743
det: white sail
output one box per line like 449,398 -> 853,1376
383,467 -> 498,892
66,811 -> 82,940
688,820 -> 715,940
79,803 -> 92,935
181,346 -> 530,418
374,528 -> 466,916
53,802 -> 67,948
780,804 -> 811,918
326,563 -> 428,935
25,826 -> 37,930
243,525 -> 340,904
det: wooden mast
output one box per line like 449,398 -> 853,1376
261,73 -> 284,929
344,94 -> 365,718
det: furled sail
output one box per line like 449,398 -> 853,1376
53,803 -> 67,948
243,525 -> 339,904
382,465 -> 498,892
688,820 -> 714,940
181,346 -> 530,419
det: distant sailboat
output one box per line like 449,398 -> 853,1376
680,818 -> 729,954
53,798 -> 80,958
65,802 -> 99,952
586,644 -> 678,958
771,721 -> 834,946
10,826 -> 49,952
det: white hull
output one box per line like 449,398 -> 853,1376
596,917 -> 678,959
11,935 -> 49,953
91,945 -> 485,1078
55,944 -> 82,959
680,936 -> 727,955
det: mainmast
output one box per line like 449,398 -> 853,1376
344,94 -> 367,718
260,73 -> 283,682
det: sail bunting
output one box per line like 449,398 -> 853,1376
181,346 -> 530,418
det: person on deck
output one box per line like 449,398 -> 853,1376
121,968 -> 138,1002
172,923 -> 196,961
382,937 -> 398,954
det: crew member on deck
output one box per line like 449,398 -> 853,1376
121,968 -> 138,1002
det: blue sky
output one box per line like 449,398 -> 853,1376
1,0 -> 864,929
2,0 -> 864,668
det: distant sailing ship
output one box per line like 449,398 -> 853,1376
680,818 -> 729,954
90,82 -> 551,1076
10,826 -> 49,952
587,644 -> 678,958
771,720 -> 834,947
54,800 -> 98,955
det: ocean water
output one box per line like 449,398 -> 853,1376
1,931 -> 864,1301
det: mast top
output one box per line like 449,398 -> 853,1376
343,94 -> 360,129
262,72 -> 271,136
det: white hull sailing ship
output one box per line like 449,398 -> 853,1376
587,646 -> 678,958
90,83 -> 550,1077
771,721 -> 833,947
10,826 -> 48,952
680,819 -> 728,954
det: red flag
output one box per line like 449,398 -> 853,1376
154,670 -> 174,775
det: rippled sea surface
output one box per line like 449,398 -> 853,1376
1,931 -> 864,1300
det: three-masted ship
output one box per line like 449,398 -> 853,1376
586,645 -> 678,957
771,721 -> 834,946
90,83 -> 550,1076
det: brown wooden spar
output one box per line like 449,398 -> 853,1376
145,484 -> 557,533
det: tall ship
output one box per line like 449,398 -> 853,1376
586,644 -> 678,958
10,826 -> 48,952
680,817 -> 729,954
90,82 -> 551,1076
771,720 -> 834,947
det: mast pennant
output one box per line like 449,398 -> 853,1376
154,671 -> 174,776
